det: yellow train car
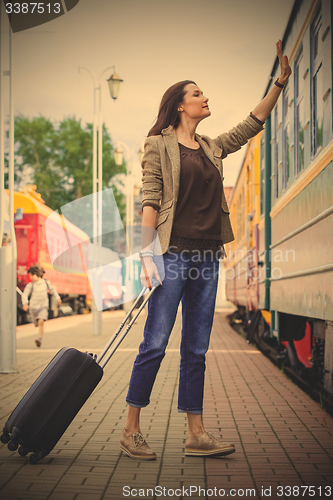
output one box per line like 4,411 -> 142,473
225,132 -> 263,313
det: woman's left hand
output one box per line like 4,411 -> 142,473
276,39 -> 291,85
251,41 -> 292,122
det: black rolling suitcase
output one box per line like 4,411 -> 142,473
1,286 -> 156,464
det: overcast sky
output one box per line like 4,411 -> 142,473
2,0 -> 295,186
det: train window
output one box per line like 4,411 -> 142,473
274,106 -> 279,199
16,227 -> 30,266
260,135 -> 265,216
282,83 -> 290,191
313,10 -> 323,59
313,64 -> 324,152
236,188 -> 245,243
295,48 -> 305,175
242,186 -> 245,240
311,7 -> 324,155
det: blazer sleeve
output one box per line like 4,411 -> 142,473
213,114 -> 264,159
141,136 -> 163,211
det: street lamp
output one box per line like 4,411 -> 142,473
79,65 -> 123,335
114,146 -> 123,167
115,143 -> 144,167
107,72 -> 123,100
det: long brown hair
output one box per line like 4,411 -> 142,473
148,80 -> 196,136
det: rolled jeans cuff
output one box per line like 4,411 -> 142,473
126,398 -> 149,409
177,407 -> 202,415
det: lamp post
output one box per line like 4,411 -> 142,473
0,4 -> 16,373
114,142 -> 144,306
114,141 -> 144,245
79,65 -> 123,335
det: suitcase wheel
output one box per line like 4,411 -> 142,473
7,440 -> 18,452
7,427 -> 21,451
0,429 -> 10,444
28,452 -> 44,465
18,446 -> 29,457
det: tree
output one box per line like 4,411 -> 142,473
14,115 -> 64,209
14,115 -> 126,219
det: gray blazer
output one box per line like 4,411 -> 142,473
141,114 -> 264,254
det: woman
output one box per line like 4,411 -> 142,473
120,41 -> 291,460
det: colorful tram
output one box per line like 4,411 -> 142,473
224,0 -> 333,398
14,186 -> 123,323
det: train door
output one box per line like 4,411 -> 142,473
254,223 -> 260,309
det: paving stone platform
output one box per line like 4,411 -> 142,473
0,307 -> 332,500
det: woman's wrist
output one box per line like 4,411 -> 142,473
277,73 -> 290,86
141,254 -> 153,259
140,249 -> 154,258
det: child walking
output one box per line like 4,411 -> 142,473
22,265 -> 61,347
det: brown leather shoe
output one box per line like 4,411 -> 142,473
185,432 -> 235,457
120,431 -> 157,460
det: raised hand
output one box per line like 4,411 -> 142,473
276,39 -> 291,85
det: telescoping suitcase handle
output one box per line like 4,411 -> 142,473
97,286 -> 157,369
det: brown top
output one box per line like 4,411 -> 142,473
141,114 -> 265,254
171,142 -> 223,240
168,235 -> 226,257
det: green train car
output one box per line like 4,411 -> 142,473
225,0 -> 333,397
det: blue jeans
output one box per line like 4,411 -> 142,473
126,250 -> 219,414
